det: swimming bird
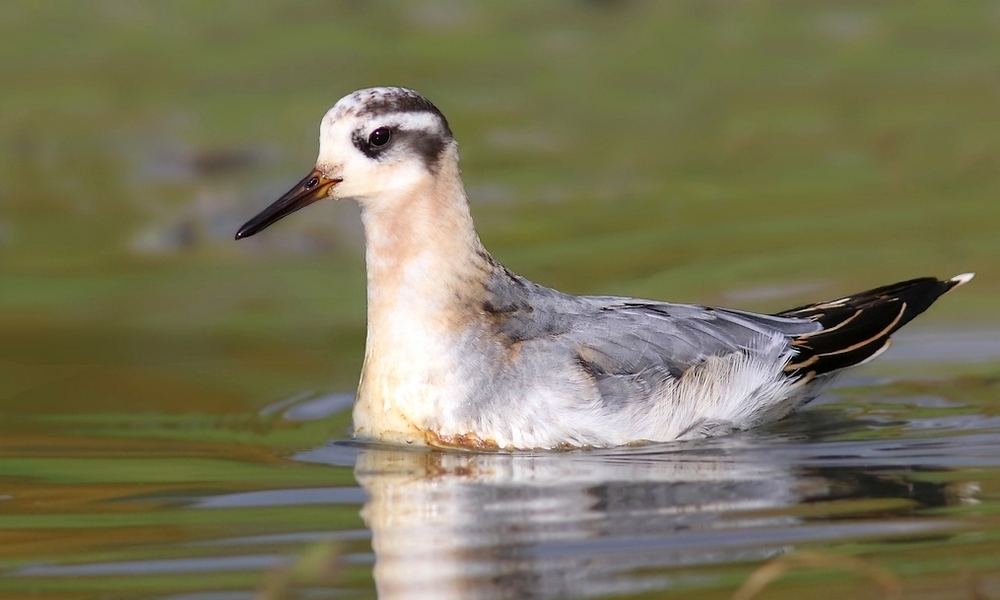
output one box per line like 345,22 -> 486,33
236,87 -> 973,450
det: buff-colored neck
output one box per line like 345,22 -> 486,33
353,151 -> 494,442
358,156 -> 490,314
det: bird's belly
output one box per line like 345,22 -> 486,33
351,350 -> 585,449
351,326 -> 489,446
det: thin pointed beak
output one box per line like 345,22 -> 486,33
235,169 -> 340,240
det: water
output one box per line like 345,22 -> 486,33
4,364 -> 1000,599
3,2 -> 1000,598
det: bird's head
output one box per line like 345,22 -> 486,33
236,87 -> 456,239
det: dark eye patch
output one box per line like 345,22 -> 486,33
351,125 -> 449,172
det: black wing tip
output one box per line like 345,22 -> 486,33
779,272 -> 974,319
781,272 -> 973,378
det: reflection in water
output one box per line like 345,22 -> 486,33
320,426 -> 973,600
356,448 -> 796,599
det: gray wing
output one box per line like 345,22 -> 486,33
482,270 -> 820,407
482,269 -> 965,416
558,296 -> 820,406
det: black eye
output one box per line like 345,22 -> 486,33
304,177 -> 319,190
368,127 -> 392,147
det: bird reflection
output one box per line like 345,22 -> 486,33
353,444 -> 809,599
339,415 -> 976,600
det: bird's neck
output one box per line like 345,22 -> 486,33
358,163 -> 491,315
354,162 -> 495,441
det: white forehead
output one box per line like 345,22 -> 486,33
320,108 -> 443,136
321,86 -> 448,134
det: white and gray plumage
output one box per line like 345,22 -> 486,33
236,87 -> 973,450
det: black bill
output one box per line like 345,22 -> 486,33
235,169 -> 340,240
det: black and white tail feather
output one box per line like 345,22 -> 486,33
673,272 -> 973,440
779,273 -> 975,383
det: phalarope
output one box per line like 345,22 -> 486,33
236,87 -> 973,450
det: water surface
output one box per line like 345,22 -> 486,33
3,363 -> 1000,599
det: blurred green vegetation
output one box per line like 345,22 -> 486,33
2,1 -> 998,413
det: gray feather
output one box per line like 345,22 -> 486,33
478,268 -> 820,413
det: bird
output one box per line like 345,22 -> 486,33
236,87 -> 973,450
